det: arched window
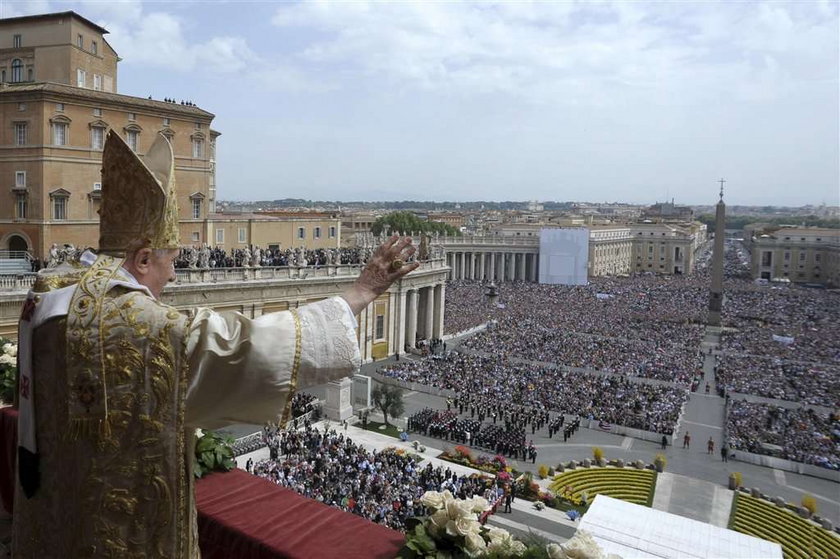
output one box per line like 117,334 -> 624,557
11,59 -> 23,83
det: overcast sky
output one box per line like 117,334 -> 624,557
5,1 -> 839,206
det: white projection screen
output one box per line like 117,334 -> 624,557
539,228 -> 589,285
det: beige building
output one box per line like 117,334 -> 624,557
340,211 -> 380,246
0,11 -> 219,261
630,222 -> 706,275
204,212 -> 342,250
588,226 -> 632,277
441,220 -> 706,281
748,227 -> 840,287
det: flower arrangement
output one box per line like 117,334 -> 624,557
0,339 -> 18,404
400,491 -> 619,558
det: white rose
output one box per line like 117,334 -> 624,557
468,496 -> 490,513
0,354 -> 15,367
429,509 -> 449,536
547,543 -> 565,559
2,344 -> 16,358
446,498 -> 474,520
452,516 -> 481,537
421,490 -> 445,510
440,489 -> 454,503
486,527 -> 512,546
510,540 -> 527,555
464,532 -> 487,555
561,531 -> 608,559
195,428 -> 204,439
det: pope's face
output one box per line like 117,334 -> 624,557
144,249 -> 178,299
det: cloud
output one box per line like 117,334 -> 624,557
269,1 -> 838,106
14,0 -> 258,74
105,12 -> 257,73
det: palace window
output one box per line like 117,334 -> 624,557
11,59 -> 23,83
15,171 -> 26,188
77,34 -> 83,48
14,123 -> 27,145
126,130 -> 138,151
314,226 -> 321,239
215,229 -> 224,244
93,107 -> 102,117
15,193 -> 27,219
192,198 -> 202,219
93,74 -> 102,91
297,227 -> 305,240
91,41 -> 98,55
91,126 -> 105,150
77,68 -> 86,88
53,122 -> 68,146
238,228 -> 247,243
51,191 -> 69,220
192,138 -> 203,158
375,314 -> 385,340
329,226 -> 336,238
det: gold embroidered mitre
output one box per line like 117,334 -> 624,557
99,130 -> 180,254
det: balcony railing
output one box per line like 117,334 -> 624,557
439,235 -> 540,246
0,258 -> 448,292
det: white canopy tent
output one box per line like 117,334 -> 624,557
578,495 -> 783,559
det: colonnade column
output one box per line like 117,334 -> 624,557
507,252 -> 514,281
396,289 -> 407,353
480,252 -> 486,280
467,252 -> 474,280
433,283 -> 445,338
489,252 -> 496,281
407,289 -> 418,349
460,252 -> 466,280
424,286 -> 435,340
518,252 -> 526,281
530,253 -> 538,282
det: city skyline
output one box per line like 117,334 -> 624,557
3,1 -> 838,207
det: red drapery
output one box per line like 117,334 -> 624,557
197,468 -> 405,559
1,407 -> 405,558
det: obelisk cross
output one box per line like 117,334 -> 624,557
718,178 -> 726,201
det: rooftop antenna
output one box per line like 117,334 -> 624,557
718,178 -> 726,202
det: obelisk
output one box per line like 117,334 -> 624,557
708,179 -> 726,326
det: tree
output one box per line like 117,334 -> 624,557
371,383 -> 405,427
371,211 -> 460,237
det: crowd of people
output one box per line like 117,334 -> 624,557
716,355 -> 839,408
381,352 -> 688,435
436,241 -> 838,468
406,408 -> 536,461
250,425 -> 502,531
726,400 -> 839,470
174,246 -> 375,269
445,279 -> 707,386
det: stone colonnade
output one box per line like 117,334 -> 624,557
445,250 -> 539,282
396,283 -> 445,351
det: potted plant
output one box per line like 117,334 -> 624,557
653,453 -> 667,472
